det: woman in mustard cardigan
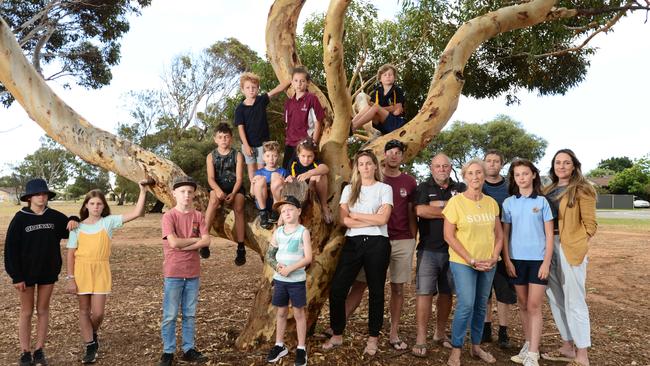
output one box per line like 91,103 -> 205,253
541,149 -> 597,366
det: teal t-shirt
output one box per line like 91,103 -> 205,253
272,225 -> 306,283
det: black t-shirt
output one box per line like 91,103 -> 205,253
371,85 -> 405,117
547,186 -> 566,232
414,177 -> 466,252
234,93 -> 270,147
289,158 -> 321,177
4,207 -> 70,285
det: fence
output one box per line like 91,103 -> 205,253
596,194 -> 633,209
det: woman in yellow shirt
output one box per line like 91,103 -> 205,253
443,159 -> 503,366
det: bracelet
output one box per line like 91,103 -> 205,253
65,275 -> 75,280
469,259 -> 476,267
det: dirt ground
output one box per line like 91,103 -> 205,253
0,202 -> 648,365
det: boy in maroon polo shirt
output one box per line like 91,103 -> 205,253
282,66 -> 324,169
158,176 -> 211,366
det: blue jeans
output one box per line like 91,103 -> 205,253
449,262 -> 495,348
161,277 -> 200,353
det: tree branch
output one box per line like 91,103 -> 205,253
363,0 -> 560,162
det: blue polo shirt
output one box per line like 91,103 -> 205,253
502,194 -> 554,260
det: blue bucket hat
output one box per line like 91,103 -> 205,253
20,178 -> 57,202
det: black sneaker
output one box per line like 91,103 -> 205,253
481,323 -> 493,343
235,247 -> 246,266
498,332 -> 512,349
19,351 -> 32,366
158,352 -> 173,366
199,247 -> 211,259
260,210 -> 272,229
33,348 -> 48,366
266,345 -> 288,363
92,332 -> 99,352
294,348 -> 307,366
82,341 -> 98,364
268,210 -> 279,224
181,348 -> 207,363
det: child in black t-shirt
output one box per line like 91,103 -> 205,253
351,64 -> 405,135
285,138 -> 332,224
4,178 -> 78,366
234,72 -> 290,181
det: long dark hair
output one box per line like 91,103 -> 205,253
543,149 -> 596,207
507,159 -> 542,196
79,190 -> 111,220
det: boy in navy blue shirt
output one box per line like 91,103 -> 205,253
351,64 -> 405,135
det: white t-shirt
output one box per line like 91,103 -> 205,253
340,181 -> 393,237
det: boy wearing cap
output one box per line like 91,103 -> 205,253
158,176 -> 211,366
264,196 -> 312,366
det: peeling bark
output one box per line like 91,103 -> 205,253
363,0 -> 559,162
0,0 -> 570,351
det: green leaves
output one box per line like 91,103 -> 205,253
417,115 -> 548,169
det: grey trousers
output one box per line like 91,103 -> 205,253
546,236 -> 591,348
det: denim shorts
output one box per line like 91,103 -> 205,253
510,259 -> 549,286
243,145 -> 264,165
272,280 -> 307,308
415,249 -> 454,296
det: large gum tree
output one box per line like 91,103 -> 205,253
0,0 -> 647,348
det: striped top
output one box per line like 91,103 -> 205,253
273,224 -> 307,282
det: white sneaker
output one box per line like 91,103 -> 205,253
510,341 -> 530,364
523,351 -> 540,366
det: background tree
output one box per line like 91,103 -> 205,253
9,136 -> 76,190
0,0 -> 151,107
2,0 -> 649,349
66,161 -> 111,199
609,158 -> 650,200
597,156 -> 634,173
417,115 -> 548,172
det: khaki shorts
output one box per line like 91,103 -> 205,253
356,238 -> 416,284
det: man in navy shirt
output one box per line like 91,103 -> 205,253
482,149 -> 516,349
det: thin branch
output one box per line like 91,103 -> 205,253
347,33 -> 368,91
515,1 -> 636,59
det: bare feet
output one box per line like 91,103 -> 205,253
470,346 -> 496,363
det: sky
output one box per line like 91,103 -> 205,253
0,1 -> 648,176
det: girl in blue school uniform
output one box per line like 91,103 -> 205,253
500,159 -> 554,366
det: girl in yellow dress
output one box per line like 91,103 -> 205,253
65,180 -> 151,364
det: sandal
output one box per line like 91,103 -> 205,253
322,338 -> 343,351
363,338 -> 378,356
411,344 -> 427,358
434,336 -> 453,349
541,350 -> 575,362
470,348 -> 496,363
389,339 -> 408,350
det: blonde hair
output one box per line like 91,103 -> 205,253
461,159 -> 486,181
376,64 -> 397,82
239,72 -> 260,89
347,150 -> 382,206
262,140 -> 280,153
543,149 -> 596,207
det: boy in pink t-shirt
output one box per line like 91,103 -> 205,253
158,176 -> 211,366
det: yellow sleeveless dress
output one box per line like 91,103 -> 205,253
74,229 -> 112,294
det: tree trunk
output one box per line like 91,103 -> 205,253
0,0 -> 566,350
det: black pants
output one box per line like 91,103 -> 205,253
282,145 -> 296,170
329,235 -> 391,337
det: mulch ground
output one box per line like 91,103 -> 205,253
0,203 -> 648,365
